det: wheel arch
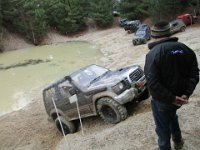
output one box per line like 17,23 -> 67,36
50,109 -> 69,121
92,91 -> 117,114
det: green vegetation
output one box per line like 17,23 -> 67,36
90,0 -> 113,27
119,0 -> 149,20
120,0 -> 200,22
0,0 -> 199,48
2,0 -> 48,45
0,0 -> 3,51
46,0 -> 86,34
1,0 -> 114,46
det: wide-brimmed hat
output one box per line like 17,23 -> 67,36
151,21 -> 171,38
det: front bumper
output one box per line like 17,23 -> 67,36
114,88 -> 136,104
133,38 -> 144,45
114,76 -> 147,104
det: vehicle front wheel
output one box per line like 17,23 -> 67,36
55,116 -> 76,135
180,26 -> 186,32
132,40 -> 137,45
97,97 -> 127,124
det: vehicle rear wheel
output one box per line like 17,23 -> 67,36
127,30 -> 132,34
143,39 -> 147,44
180,26 -> 186,32
97,97 -> 127,124
55,116 -> 76,135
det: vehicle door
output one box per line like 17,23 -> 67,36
71,87 -> 93,118
56,79 -> 92,119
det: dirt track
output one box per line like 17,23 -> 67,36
0,25 -> 200,150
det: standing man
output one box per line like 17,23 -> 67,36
144,21 -> 199,150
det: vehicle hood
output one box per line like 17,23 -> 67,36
88,65 -> 139,89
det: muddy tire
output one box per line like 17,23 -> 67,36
97,97 -> 127,124
180,26 -> 186,32
127,30 -> 131,34
143,39 -> 147,44
55,116 -> 76,135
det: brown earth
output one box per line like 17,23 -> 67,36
0,23 -> 200,150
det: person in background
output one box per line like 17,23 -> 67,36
144,21 -> 199,150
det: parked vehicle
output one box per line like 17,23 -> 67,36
132,24 -> 151,45
113,11 -> 120,17
177,13 -> 196,25
124,20 -> 141,33
119,18 -> 129,27
170,19 -> 186,34
43,64 -> 149,135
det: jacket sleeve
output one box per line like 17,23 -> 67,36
144,52 -> 175,103
184,52 -> 199,97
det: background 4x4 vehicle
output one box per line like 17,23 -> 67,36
132,24 -> 151,45
43,64 -> 149,135
177,13 -> 196,25
123,20 -> 141,33
119,18 -> 129,27
170,19 -> 186,35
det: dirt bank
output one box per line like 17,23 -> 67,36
0,25 -> 200,150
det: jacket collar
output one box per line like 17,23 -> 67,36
148,37 -> 179,49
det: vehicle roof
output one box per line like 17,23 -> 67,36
177,14 -> 191,18
127,20 -> 140,24
43,64 -> 107,92
137,24 -> 149,30
120,18 -> 128,21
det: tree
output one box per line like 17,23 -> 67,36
148,0 -> 182,22
0,0 -> 4,51
2,0 -> 48,45
46,0 -> 86,34
90,0 -> 113,27
120,0 -> 149,20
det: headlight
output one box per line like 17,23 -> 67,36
112,82 -> 125,94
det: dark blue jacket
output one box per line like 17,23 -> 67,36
144,37 -> 199,104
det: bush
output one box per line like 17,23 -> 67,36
2,0 -> 48,45
46,0 -> 86,34
120,0 -> 149,20
90,0 -> 113,27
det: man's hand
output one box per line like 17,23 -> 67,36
173,96 -> 188,106
181,95 -> 189,101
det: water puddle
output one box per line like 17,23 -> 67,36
0,41 -> 103,116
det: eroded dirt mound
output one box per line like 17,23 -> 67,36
0,94 -> 61,150
57,98 -> 200,150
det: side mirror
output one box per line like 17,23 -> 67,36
65,76 -> 72,82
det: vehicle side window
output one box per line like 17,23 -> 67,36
44,88 -> 56,101
58,80 -> 73,99
172,23 -> 178,27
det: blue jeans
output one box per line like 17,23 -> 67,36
151,99 -> 182,150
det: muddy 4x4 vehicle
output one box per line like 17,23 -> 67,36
43,64 -> 149,134
124,20 -> 141,33
119,18 -> 129,27
132,24 -> 151,45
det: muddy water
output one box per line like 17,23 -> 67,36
0,42 -> 102,116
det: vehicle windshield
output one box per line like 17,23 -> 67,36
135,30 -> 145,36
71,65 -> 109,87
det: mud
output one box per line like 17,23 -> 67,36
0,24 -> 200,150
